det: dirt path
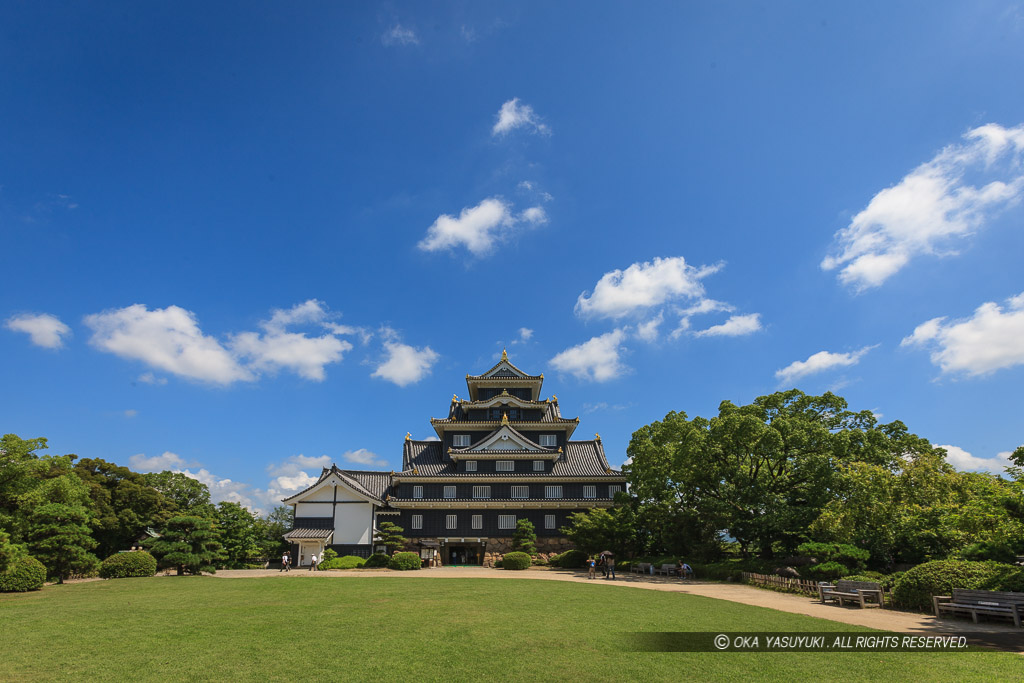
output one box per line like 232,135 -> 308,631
212,566 -> 1022,651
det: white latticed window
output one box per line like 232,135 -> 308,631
446,514 -> 457,530
583,485 -> 596,499
444,485 -> 456,499
545,514 -> 556,529
511,486 -> 529,499
496,460 -> 514,472
608,485 -> 622,497
465,460 -> 477,472
411,515 -> 423,530
545,485 -> 562,499
453,434 -> 471,447
539,434 -> 557,447
472,515 -> 482,530
413,486 -> 423,499
472,486 -> 491,499
533,460 -> 544,471
498,515 -> 515,530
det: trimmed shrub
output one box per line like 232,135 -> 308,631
320,548 -> 338,563
99,552 -> 157,579
550,549 -> 587,568
797,542 -> 869,576
502,552 -> 531,570
0,556 -> 47,592
320,555 -> 365,570
892,560 -> 1023,612
363,553 -> 390,568
806,561 -> 848,581
531,556 -> 548,566
388,552 -> 422,571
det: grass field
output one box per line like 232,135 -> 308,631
2,576 -> 1019,681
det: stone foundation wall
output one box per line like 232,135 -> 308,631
481,536 -> 573,567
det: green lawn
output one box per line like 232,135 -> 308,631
1,576 -> 1018,681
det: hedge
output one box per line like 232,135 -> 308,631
388,552 -> 422,570
502,552 -> 531,570
549,549 -> 587,568
892,560 -> 1024,612
319,555 -> 365,570
363,553 -> 391,568
0,556 -> 47,592
99,551 -> 157,579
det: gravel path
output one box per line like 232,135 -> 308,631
211,566 -> 1021,650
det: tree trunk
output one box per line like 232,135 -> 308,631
176,565 -> 184,576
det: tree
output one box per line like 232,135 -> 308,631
27,502 -> 99,583
256,506 -> 293,558
373,522 -> 407,554
0,434 -> 77,542
141,471 -> 214,517
511,519 -> 537,555
562,507 -> 641,558
147,516 -> 224,575
0,529 -> 25,573
215,502 -> 259,568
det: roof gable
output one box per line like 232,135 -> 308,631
468,424 -> 544,451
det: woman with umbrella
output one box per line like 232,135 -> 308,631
600,551 -> 615,580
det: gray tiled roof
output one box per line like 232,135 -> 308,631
341,470 -> 393,500
283,528 -> 334,540
400,439 -> 622,478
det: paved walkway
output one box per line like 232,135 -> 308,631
212,566 -> 1022,651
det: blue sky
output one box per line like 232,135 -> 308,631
3,2 -> 1023,512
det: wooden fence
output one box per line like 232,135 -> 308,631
741,571 -> 822,596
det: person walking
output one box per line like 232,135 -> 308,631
605,556 -> 616,580
281,552 -> 289,572
310,553 -> 318,571
587,556 -> 596,579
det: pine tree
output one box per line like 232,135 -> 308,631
373,521 -> 407,554
147,516 -> 224,575
27,503 -> 99,583
512,519 -> 537,555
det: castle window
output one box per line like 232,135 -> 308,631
545,485 -> 563,499
539,434 -> 557,447
608,485 -> 622,497
411,515 -> 423,530
509,408 -> 519,420
533,460 -> 544,472
465,460 -> 477,472
446,515 -> 457,530
545,515 -> 556,530
496,461 -> 514,472
511,486 -> 529,499
498,515 -> 515,530
583,485 -> 596,499
453,434 -> 471,447
490,408 -> 502,420
472,486 -> 491,499
444,485 -> 456,499
472,515 -> 482,530
413,486 -> 423,499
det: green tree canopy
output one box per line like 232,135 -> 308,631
147,516 -> 224,575
511,519 -> 537,555
141,471 -> 214,517
28,502 -> 99,583
215,502 -> 259,568
373,521 -> 407,554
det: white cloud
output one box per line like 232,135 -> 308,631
5,313 -> 71,349
382,24 -> 419,46
418,197 -> 545,256
492,98 -> 550,136
341,449 -> 389,468
518,327 -> 533,341
123,409 -> 138,418
901,291 -> 1024,376
575,257 -> 722,320
86,301 -> 355,385
372,341 -> 439,386
937,444 -> 1012,475
549,329 -> 629,382
693,313 -> 762,338
138,372 -> 168,385
671,299 -> 735,339
85,305 -> 252,385
129,451 -> 197,472
635,312 -> 664,342
775,345 -> 876,385
822,123 -> 1024,290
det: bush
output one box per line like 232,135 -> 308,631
319,555 -> 365,570
806,561 -> 849,581
502,552 -> 531,570
99,552 -> 157,579
388,552 -> 422,571
320,548 -> 338,563
363,553 -> 390,568
796,542 -> 869,576
550,549 -> 587,568
531,556 -> 548,566
0,556 -> 47,592
892,560 -> 1024,612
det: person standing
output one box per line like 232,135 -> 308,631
310,553 -> 318,571
605,556 -> 616,580
281,552 -> 289,572
587,556 -> 596,579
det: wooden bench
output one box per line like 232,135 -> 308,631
630,562 -> 652,574
819,580 -> 883,608
656,563 -> 677,576
933,589 -> 1024,628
